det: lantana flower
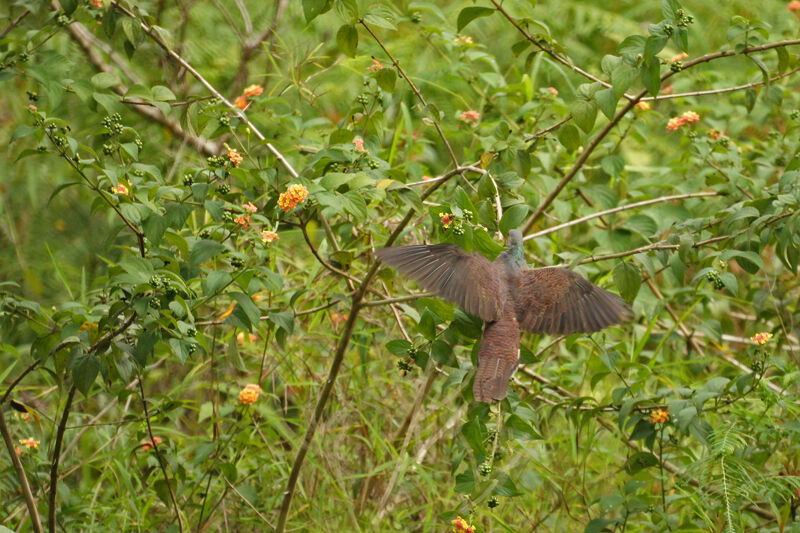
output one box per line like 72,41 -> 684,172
243,84 -> 264,98
458,110 -> 480,126
234,215 -> 250,228
649,409 -> 670,424
367,58 -> 382,72
227,147 -> 243,167
671,52 -> 688,63
261,230 -> 279,243
751,332 -> 773,345
635,101 -> 651,110
278,184 -> 309,212
18,438 -> 40,450
239,384 -> 263,405
234,96 -> 249,110
547,86 -> 559,96
111,182 -> 129,195
452,516 -> 476,533
140,436 -> 163,451
440,212 -> 455,229
353,138 -> 366,152
789,0 -> 800,11
242,202 -> 258,213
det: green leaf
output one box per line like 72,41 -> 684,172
625,451 -> 659,474
460,416 -> 484,455
572,99 -> 598,133
717,272 -> 738,295
386,339 -> 412,356
595,87 -> 618,120
617,35 -> 646,58
71,350 -> 100,396
744,88 -> 757,113
302,0 -> 332,22
336,24 -> 358,57
457,6 -> 494,31
189,239 -> 225,266
500,204 -> 529,235
720,249 -> 766,272
363,5 -> 397,30
641,59 -> 661,96
600,155 -> 625,177
376,68 -> 397,92
558,123 -> 581,153
230,293 -> 261,331
203,271 -> 232,296
613,262 -> 641,303
269,311 -> 294,333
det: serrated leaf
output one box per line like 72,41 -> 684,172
613,262 -> 641,303
457,6 -> 494,31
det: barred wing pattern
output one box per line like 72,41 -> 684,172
513,267 -> 631,335
374,244 -> 503,322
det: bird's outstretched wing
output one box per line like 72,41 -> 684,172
375,244 -> 503,322
514,267 -> 631,334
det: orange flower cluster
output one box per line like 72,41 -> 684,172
234,215 -> 250,228
454,35 -> 474,45
239,383 -> 263,405
635,101 -> 651,110
440,212 -> 455,229
458,110 -> 480,125
367,58 -> 382,72
666,110 -> 700,131
278,184 -> 309,212
234,84 -> 264,110
140,436 -> 163,451
227,147 -> 243,167
111,182 -> 129,195
547,86 -> 559,96
789,0 -> 800,11
709,129 -> 724,140
649,409 -> 670,424
19,438 -> 39,450
353,138 -> 366,152
91,0 -> 103,6
751,332 -> 773,345
242,202 -> 257,213
261,230 -> 279,243
452,516 -> 476,533
236,331 -> 258,344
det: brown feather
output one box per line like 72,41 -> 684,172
474,309 -> 520,402
375,244 -> 504,322
513,267 -> 631,335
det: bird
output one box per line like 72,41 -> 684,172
375,229 -> 631,402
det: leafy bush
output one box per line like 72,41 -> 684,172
2,0 -> 800,531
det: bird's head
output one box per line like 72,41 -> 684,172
506,229 -> 523,249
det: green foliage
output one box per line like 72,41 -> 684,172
2,0 -> 800,531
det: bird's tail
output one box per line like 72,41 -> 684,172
473,317 -> 520,402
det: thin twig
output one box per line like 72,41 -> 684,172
48,385 -> 76,533
524,192 -> 718,241
0,407 -> 44,532
0,9 -> 30,39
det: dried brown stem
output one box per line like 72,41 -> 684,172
0,407 -> 43,532
48,385 -> 76,533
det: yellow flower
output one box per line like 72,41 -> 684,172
111,182 -> 129,195
454,35 -> 474,46
451,516 -> 476,532
18,438 -> 40,450
239,384 -> 263,405
635,101 -> 651,110
261,230 -> 279,243
649,409 -> 669,424
751,332 -> 773,345
666,117 -> 684,131
278,184 -> 309,212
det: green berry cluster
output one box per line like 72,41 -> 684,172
217,183 -> 231,195
183,174 -> 194,186
397,359 -> 414,375
356,93 -> 370,105
230,256 -> 245,269
676,9 -> 694,26
207,155 -> 226,168
487,497 -> 499,509
705,270 -> 725,290
102,113 -> 124,135
479,461 -> 493,476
